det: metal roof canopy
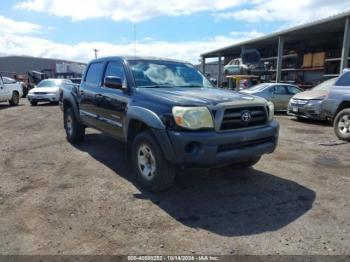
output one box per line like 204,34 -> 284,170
201,11 -> 350,58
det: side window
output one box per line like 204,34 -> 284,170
104,61 -> 125,81
85,62 -> 104,85
335,71 -> 350,86
274,85 -> 288,95
104,61 -> 126,86
287,85 -> 300,94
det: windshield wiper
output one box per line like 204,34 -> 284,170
177,85 -> 203,88
139,84 -> 174,88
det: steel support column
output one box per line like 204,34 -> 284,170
201,56 -> 206,74
218,54 -> 222,87
340,17 -> 350,72
276,36 -> 284,83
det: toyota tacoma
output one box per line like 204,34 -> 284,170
60,56 -> 279,192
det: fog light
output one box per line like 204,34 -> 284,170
185,142 -> 200,155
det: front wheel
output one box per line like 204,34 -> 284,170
334,109 -> 350,141
30,101 -> 37,106
132,130 -> 176,192
9,92 -> 19,106
231,156 -> 261,169
64,108 -> 85,144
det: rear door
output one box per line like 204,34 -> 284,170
96,60 -> 129,139
271,85 -> 289,110
79,62 -> 105,127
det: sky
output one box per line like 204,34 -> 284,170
1,0 -> 350,64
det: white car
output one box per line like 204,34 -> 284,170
28,79 -> 73,106
0,75 -> 23,106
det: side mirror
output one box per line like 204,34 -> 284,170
104,76 -> 123,90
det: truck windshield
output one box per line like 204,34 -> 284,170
128,60 -> 213,88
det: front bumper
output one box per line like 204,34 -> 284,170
28,93 -> 60,103
154,121 -> 279,167
287,100 -> 325,120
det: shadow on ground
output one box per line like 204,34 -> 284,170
290,117 -> 331,127
74,133 -> 316,237
0,104 -> 24,110
275,111 -> 331,127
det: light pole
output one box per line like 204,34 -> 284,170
93,48 -> 99,59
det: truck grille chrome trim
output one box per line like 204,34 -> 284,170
219,106 -> 268,131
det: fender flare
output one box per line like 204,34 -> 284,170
62,92 -> 80,121
125,106 -> 165,139
125,106 -> 178,163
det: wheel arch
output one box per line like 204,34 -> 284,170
333,100 -> 350,124
125,106 -> 165,141
62,96 -> 80,121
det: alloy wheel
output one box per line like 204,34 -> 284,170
338,114 -> 350,134
137,144 -> 156,180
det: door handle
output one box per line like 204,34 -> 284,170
95,94 -> 103,100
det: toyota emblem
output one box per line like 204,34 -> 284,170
241,110 -> 251,122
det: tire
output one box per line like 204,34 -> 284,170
231,156 -> 261,169
64,108 -> 85,144
9,92 -> 19,106
131,130 -> 176,192
30,101 -> 37,106
333,108 -> 350,142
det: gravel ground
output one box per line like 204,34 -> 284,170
0,99 -> 349,255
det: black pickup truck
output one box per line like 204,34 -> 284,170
60,56 -> 279,192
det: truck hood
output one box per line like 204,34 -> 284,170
292,90 -> 328,100
136,87 -> 265,106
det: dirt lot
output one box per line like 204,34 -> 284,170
0,99 -> 349,255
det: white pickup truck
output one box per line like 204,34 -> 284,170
0,75 -> 23,106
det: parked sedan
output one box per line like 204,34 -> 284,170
287,77 -> 337,120
241,83 -> 302,111
27,79 -> 73,106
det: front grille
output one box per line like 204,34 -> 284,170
34,92 -> 49,95
220,106 -> 267,131
217,136 -> 274,152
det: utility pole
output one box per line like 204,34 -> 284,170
93,48 -> 99,59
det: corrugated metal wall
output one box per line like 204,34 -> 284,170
0,56 -> 85,76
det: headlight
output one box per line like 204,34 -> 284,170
172,106 -> 214,130
267,101 -> 274,121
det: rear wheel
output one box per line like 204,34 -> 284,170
132,130 -> 176,192
9,92 -> 19,106
334,109 -> 350,141
231,156 -> 261,169
64,108 -> 85,144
